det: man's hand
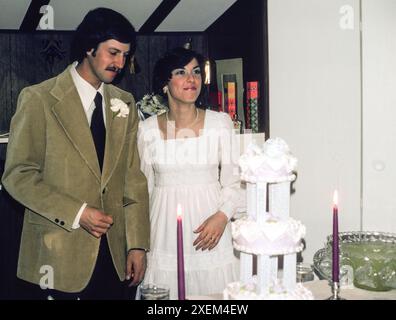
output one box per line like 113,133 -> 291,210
125,249 -> 146,287
193,211 -> 228,251
79,206 -> 113,238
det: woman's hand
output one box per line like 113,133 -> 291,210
193,211 -> 228,251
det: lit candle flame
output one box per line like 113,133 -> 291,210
333,190 -> 338,206
177,203 -> 183,219
204,60 -> 210,85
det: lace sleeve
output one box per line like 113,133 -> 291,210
137,120 -> 155,196
218,113 -> 246,219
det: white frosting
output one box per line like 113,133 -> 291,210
231,214 -> 306,255
223,277 -> 314,300
239,138 -> 297,183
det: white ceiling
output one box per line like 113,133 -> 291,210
0,0 -> 31,29
157,0 -> 236,31
0,0 -> 237,31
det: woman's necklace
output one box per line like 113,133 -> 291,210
166,108 -> 199,130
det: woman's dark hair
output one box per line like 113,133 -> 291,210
70,7 -> 136,63
152,47 -> 207,108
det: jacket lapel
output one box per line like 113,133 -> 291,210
101,85 -> 131,187
50,66 -> 101,182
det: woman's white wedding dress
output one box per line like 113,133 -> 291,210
138,110 -> 244,299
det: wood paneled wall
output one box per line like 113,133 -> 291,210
0,33 -> 73,140
0,32 -> 208,159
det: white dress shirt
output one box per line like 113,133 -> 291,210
69,61 -> 106,229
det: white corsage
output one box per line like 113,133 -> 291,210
110,98 -> 130,118
136,93 -> 168,119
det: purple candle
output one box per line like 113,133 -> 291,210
177,204 -> 186,300
332,190 -> 340,283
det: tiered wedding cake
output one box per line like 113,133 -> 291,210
223,138 -> 314,300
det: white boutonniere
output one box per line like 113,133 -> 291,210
110,98 -> 130,118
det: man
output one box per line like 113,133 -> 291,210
1,8 -> 149,300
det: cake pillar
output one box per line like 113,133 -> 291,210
246,182 -> 257,219
256,255 -> 271,295
283,253 -> 297,290
240,252 -> 253,284
270,256 -> 278,280
256,182 -> 267,225
269,180 -> 293,220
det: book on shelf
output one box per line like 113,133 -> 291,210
246,81 -> 259,133
217,91 -> 223,112
222,74 -> 237,116
227,81 -> 237,119
222,74 -> 244,133
244,85 -> 251,130
208,91 -> 222,112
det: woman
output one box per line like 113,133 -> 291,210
137,47 -> 244,299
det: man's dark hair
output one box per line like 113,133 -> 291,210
70,7 -> 136,63
153,47 -> 207,108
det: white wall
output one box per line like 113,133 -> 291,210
362,0 -> 396,233
268,0 -> 362,263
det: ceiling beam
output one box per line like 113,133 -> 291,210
139,0 -> 181,33
20,0 -> 51,31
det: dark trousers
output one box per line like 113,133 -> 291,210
15,235 -> 137,300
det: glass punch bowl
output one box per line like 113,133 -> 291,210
313,231 -> 396,291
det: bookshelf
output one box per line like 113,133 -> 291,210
206,0 -> 268,136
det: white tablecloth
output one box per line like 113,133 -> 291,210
304,280 -> 396,300
191,280 -> 396,300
